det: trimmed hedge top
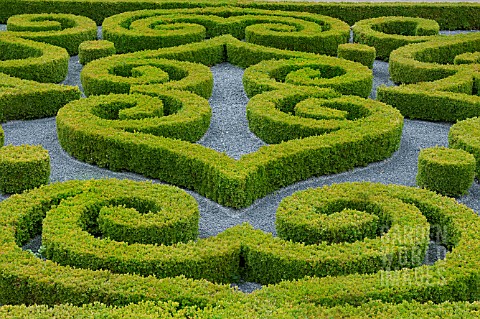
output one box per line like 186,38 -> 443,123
102,7 -> 350,55
5,13 -> 97,55
0,32 -> 69,83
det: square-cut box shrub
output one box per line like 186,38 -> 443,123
337,43 -> 376,69
0,144 -> 50,193
79,40 -> 116,65
416,146 -> 475,197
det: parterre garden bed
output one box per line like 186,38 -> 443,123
0,0 -> 480,317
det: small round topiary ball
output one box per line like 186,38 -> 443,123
417,146 -> 475,197
0,144 -> 50,193
78,40 -> 116,65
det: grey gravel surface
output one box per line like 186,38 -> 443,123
1,25 -> 478,293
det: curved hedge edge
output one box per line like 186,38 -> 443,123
243,57 -> 373,99
388,32 -> 480,85
103,7 -> 349,55
352,16 -> 439,61
377,66 -> 480,122
416,146 -> 475,197
0,33 -> 69,83
1,0 -> 479,30
337,43 -> 376,69
253,182 -> 480,307
0,144 -> 50,194
0,179 -> 238,307
0,72 -> 80,121
449,116 -> 480,176
5,13 -> 97,55
79,40 -> 116,65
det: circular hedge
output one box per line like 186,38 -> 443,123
78,40 -> 116,65
81,56 -> 213,98
6,13 -> 97,55
0,32 -> 69,83
416,146 -> 476,197
0,181 -> 479,317
352,16 -> 440,61
243,57 -> 373,98
0,144 -> 50,194
56,92 -> 211,144
246,87 -> 397,144
102,7 -> 350,55
377,32 -> 480,122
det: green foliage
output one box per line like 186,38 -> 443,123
449,116 -> 480,176
0,32 -> 69,83
0,144 -> 50,193
0,73 -> 80,122
243,57 -> 373,98
416,147 -> 475,197
5,13 -> 97,55
81,56 -> 213,98
1,181 -> 480,316
337,43 -> 376,69
377,33 -> 480,122
78,40 -> 116,65
352,16 -> 439,61
102,7 -> 349,55
454,52 -> 480,65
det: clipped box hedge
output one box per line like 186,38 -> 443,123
416,146 -> 475,197
243,57 -> 373,99
102,7 -> 349,55
337,43 -> 376,69
377,32 -> 480,122
78,40 -> 116,65
352,16 -> 439,61
0,32 -> 69,83
0,181 -> 480,317
60,36 -> 403,208
0,144 -> 50,193
0,73 -> 80,122
6,13 -> 97,55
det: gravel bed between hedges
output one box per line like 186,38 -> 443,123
0,26 -> 478,293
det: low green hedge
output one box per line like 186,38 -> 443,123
246,89 -> 392,144
5,13 -> 97,55
102,7 -> 349,55
0,32 -> 69,83
0,73 -> 80,122
243,57 -> 373,98
1,0 -> 479,31
337,43 -> 376,69
2,300 -> 480,318
57,92 -> 211,143
1,181 -> 479,315
449,116 -> 480,176
416,146 -> 475,197
454,52 -> 480,65
81,57 -> 213,98
377,33 -> 480,122
0,144 -> 50,194
78,40 -> 116,65
352,16 -> 439,61
60,36 -> 402,208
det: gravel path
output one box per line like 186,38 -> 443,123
1,25 -> 478,292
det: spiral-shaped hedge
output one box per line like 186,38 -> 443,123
352,16 -> 440,61
0,32 -> 69,83
5,13 -> 97,55
81,56 -> 213,98
102,7 -> 350,55
1,181 -> 480,317
243,57 -> 373,98
377,32 -> 480,122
